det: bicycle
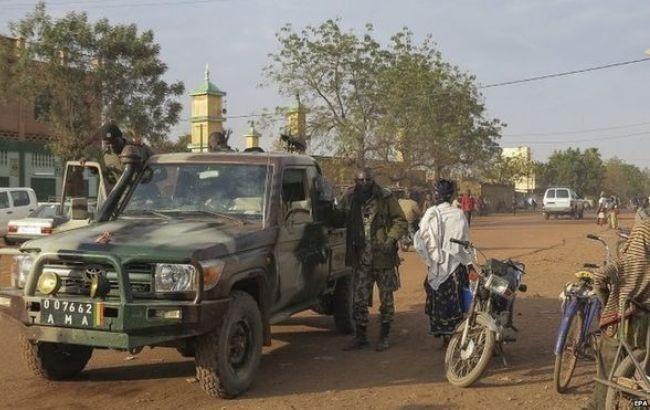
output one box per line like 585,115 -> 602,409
598,300 -> 650,409
553,234 -> 610,393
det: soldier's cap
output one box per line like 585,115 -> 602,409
98,123 -> 123,142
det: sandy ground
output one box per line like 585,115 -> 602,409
0,212 -> 634,409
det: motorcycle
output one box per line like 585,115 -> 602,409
445,238 -> 527,387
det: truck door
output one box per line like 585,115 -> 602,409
272,167 -> 329,311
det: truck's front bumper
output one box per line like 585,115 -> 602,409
0,289 -> 230,349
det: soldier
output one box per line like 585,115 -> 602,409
97,123 -> 152,189
208,130 -> 234,152
339,168 -> 407,351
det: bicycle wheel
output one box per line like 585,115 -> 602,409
554,310 -> 584,393
605,350 -> 647,410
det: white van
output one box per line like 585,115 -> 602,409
0,188 -> 38,237
542,187 -> 585,220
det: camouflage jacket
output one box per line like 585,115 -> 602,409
338,184 -> 407,269
103,143 -> 153,188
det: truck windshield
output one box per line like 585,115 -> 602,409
123,163 -> 269,220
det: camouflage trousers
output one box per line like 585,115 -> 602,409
353,264 -> 399,327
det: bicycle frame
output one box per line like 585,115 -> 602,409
553,293 -> 601,355
595,302 -> 650,401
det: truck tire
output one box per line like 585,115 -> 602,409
544,212 -> 550,220
20,334 -> 93,380
332,275 -> 354,334
195,290 -> 262,399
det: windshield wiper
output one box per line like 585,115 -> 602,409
165,209 -> 248,225
122,209 -> 171,219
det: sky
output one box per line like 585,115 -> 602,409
2,0 -> 650,167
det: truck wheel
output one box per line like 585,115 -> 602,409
332,275 -> 354,334
20,334 -> 93,380
195,290 -> 262,399
544,212 -> 550,220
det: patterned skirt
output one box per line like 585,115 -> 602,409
424,265 -> 468,336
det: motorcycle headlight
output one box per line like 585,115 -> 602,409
484,274 -> 510,297
154,264 -> 196,293
11,255 -> 34,289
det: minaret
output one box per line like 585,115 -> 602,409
285,93 -> 306,141
188,65 -> 226,152
244,120 -> 261,149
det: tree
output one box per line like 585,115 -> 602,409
0,3 -> 183,160
375,29 -> 502,181
603,158 -> 649,201
540,147 -> 604,196
153,134 -> 191,153
481,152 -> 535,185
263,20 -> 502,178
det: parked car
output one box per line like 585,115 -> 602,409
5,203 -> 70,245
0,188 -> 38,238
542,187 -> 585,219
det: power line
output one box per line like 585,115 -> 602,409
506,130 -> 650,145
503,120 -> 650,138
3,0 -> 226,11
480,58 -> 650,89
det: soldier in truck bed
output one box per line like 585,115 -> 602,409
97,123 -> 153,189
338,168 -> 407,352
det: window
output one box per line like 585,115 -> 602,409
545,189 -> 555,199
282,168 -> 312,222
33,93 -> 51,122
556,189 -> 569,199
0,192 -> 8,209
11,190 -> 30,207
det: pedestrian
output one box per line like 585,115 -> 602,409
511,196 -> 517,215
608,195 -> 620,229
460,190 -> 476,226
635,197 -> 649,226
422,192 -> 434,211
339,168 -> 407,351
596,191 -> 608,226
413,179 -> 474,346
398,190 -> 422,245
588,219 -> 650,409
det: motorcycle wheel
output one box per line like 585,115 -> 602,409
445,323 -> 495,387
553,311 -> 583,393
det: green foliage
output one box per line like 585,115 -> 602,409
603,158 -> 649,201
538,147 -> 604,196
0,2 -> 183,160
152,133 -> 191,153
263,19 -> 502,178
482,152 -> 535,185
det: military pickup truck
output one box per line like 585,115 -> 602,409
0,148 -> 353,399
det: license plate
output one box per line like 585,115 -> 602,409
40,299 -> 97,328
18,226 -> 41,235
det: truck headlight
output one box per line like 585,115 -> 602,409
200,259 -> 225,290
154,264 -> 196,293
11,255 -> 34,289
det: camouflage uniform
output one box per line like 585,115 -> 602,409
103,142 -> 153,189
340,185 -> 406,327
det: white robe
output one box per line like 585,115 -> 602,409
414,202 -> 472,290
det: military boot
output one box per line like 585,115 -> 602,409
376,322 -> 391,352
343,325 -> 369,350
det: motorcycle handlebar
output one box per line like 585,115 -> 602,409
450,238 -> 470,248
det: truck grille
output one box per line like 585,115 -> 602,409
40,261 -> 153,297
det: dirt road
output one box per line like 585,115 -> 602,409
0,213 -> 632,409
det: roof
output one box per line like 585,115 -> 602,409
189,66 -> 226,96
149,151 -> 317,167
